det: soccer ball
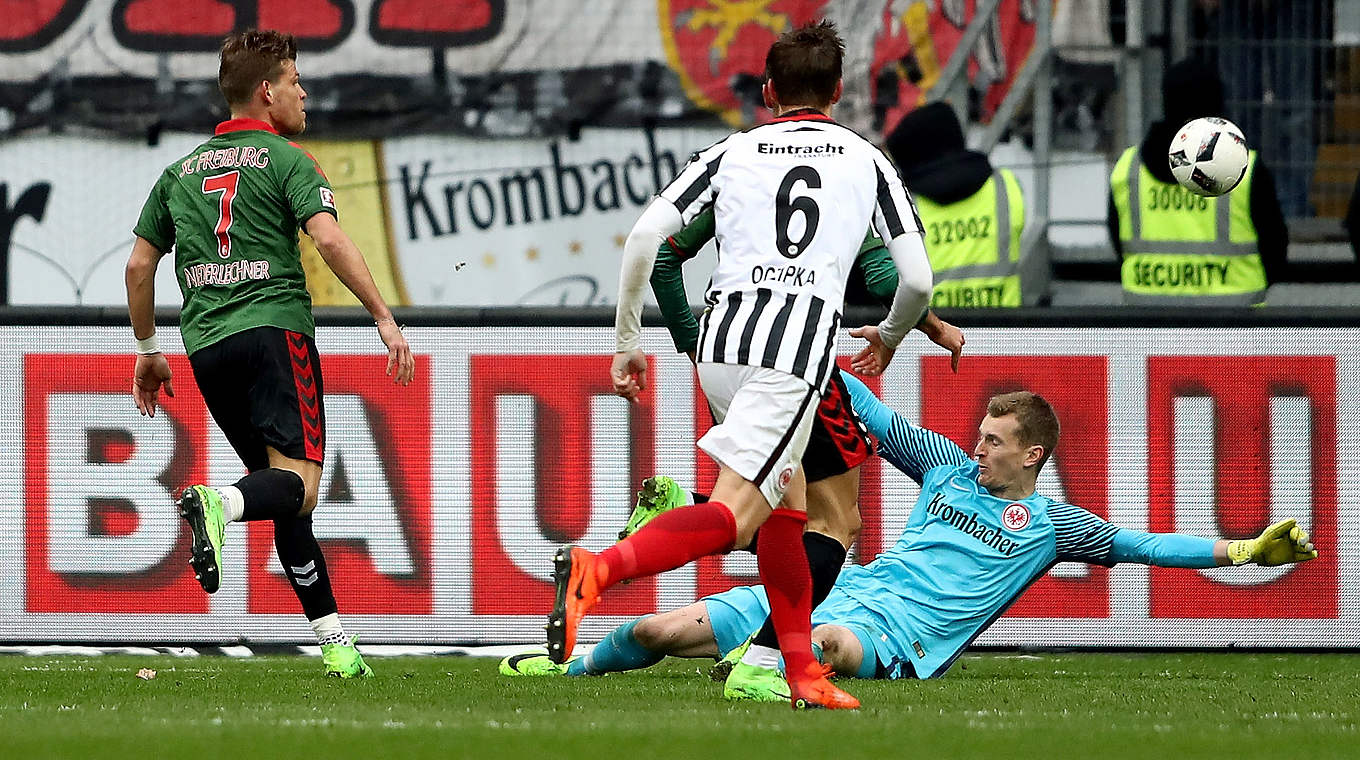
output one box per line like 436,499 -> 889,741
1167,117 -> 1249,197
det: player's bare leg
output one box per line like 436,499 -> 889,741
632,603 -> 724,659
805,470 -> 862,548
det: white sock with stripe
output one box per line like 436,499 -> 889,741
739,643 -> 782,670
310,613 -> 349,646
216,486 -> 245,523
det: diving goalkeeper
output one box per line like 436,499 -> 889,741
502,374 -> 1318,695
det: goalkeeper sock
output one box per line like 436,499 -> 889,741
235,468 -> 305,522
597,501 -> 737,585
567,618 -> 663,676
756,508 -> 816,678
274,514 -> 338,621
749,531 -> 847,653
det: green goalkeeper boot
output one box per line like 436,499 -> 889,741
499,651 -> 573,677
322,637 -> 375,678
178,485 -> 225,594
723,661 -> 791,703
618,476 -> 688,540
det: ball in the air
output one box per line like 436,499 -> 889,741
1168,117 -> 1249,197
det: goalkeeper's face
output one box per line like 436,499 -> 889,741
974,413 -> 1042,495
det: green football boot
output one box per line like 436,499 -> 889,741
723,661 -> 791,703
499,651 -> 573,677
711,635 -> 825,681
322,637 -> 374,678
618,476 -> 688,540
709,633 -> 754,681
178,485 -> 226,594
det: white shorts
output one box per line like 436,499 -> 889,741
695,362 -> 821,508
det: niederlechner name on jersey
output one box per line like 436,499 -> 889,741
177,146 -> 272,177
752,264 -> 817,286
756,142 -> 846,156
183,259 -> 273,288
925,492 -> 1020,556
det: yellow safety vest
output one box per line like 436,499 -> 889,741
1110,146 -> 1266,305
915,170 -> 1025,308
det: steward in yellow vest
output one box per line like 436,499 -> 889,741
885,102 -> 1026,307
1107,59 -> 1288,305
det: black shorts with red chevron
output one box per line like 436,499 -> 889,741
189,326 -> 326,472
802,368 -> 874,483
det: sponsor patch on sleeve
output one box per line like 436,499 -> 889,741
319,187 -> 335,208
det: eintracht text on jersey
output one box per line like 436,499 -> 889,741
660,112 -> 921,390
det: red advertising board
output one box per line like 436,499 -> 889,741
3,327 -> 1352,646
1146,356 -> 1338,619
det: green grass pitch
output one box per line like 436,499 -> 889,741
2,653 -> 1357,758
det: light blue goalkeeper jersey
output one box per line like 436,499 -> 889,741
834,374 -> 1126,679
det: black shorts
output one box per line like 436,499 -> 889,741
802,368 -> 874,483
188,326 -> 325,472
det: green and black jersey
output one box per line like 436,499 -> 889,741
134,118 -> 336,355
649,206 -> 899,354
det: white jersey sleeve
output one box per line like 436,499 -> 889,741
659,137 -> 731,225
615,199 -> 684,352
869,149 -> 924,241
868,150 -> 932,348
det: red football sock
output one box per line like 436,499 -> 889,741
597,501 -> 737,587
757,508 -> 817,678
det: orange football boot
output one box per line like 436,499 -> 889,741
788,663 -> 861,710
546,546 -> 603,664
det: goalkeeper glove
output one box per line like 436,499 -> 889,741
1226,519 -> 1319,567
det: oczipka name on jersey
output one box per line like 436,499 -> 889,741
756,142 -> 846,156
925,492 -> 1021,556
752,264 -> 818,286
183,259 -> 273,288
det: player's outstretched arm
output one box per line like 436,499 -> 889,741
125,236 -> 174,417
839,372 -> 970,482
1077,515 -> 1319,569
305,212 -> 414,386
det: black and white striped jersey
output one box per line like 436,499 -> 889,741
659,111 -> 922,389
